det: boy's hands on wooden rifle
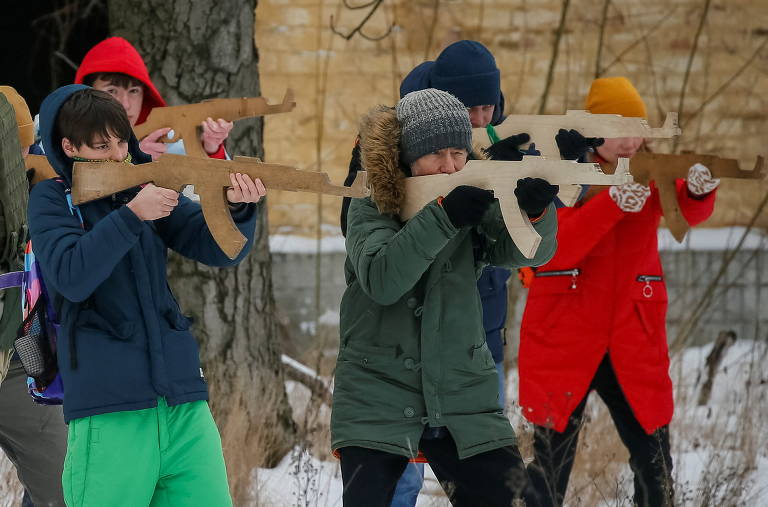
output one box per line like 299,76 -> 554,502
201,118 -> 234,155
686,163 -> 720,196
126,183 -> 179,220
139,127 -> 172,161
226,173 -> 267,204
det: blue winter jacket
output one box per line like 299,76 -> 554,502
28,85 -> 257,422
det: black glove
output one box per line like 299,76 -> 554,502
555,129 -> 604,160
514,177 -> 559,217
484,133 -> 530,161
442,185 -> 495,228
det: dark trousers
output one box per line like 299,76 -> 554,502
0,361 -> 67,507
527,355 -> 674,507
340,430 -> 542,507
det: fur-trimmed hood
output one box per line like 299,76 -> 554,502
358,105 -> 405,217
358,105 -> 484,218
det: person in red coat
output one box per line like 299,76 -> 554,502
519,77 -> 721,507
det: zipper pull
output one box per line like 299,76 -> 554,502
570,270 -> 578,290
643,280 -> 653,298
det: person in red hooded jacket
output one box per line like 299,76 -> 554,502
519,77 -> 720,507
74,36 -> 232,161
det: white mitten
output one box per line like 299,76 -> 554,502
609,183 -> 651,213
686,163 -> 720,196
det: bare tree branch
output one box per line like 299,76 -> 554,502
423,0 -> 441,61
674,0 -> 712,151
599,5 -> 677,76
672,186 -> 768,351
682,37 -> 768,129
330,0 -> 393,42
538,0 -> 571,114
594,0 -> 610,78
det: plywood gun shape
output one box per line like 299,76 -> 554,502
72,154 -> 369,259
133,89 -> 296,158
401,157 -> 633,258
630,152 -> 766,241
472,110 -> 681,157
473,110 -> 680,207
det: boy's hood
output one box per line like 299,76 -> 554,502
399,61 -> 506,126
74,37 -> 166,125
39,84 -> 149,187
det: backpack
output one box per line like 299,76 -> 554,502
10,180 -> 82,404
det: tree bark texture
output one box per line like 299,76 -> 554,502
107,1 -> 295,501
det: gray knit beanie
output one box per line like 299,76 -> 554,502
396,88 -> 473,166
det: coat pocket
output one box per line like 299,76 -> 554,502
163,309 -> 192,331
75,309 -> 135,341
470,341 -> 496,370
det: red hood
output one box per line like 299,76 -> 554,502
75,37 -> 166,125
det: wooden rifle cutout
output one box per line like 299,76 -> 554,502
401,157 -> 633,258
133,89 -> 296,158
25,155 -> 57,184
72,154 -> 370,259
630,152 -> 766,241
473,111 -> 680,206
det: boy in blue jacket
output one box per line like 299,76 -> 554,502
28,85 -> 265,506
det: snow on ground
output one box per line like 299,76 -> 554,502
657,227 -> 766,251
269,227 -> 767,255
256,340 -> 768,506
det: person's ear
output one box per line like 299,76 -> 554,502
61,137 -> 76,157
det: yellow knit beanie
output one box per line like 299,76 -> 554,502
585,77 -> 647,118
0,86 -> 34,148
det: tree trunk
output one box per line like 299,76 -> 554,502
107,1 -> 296,502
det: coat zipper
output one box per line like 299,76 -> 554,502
535,268 -> 580,289
636,275 -> 663,298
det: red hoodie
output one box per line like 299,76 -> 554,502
75,37 -> 226,158
75,37 -> 165,126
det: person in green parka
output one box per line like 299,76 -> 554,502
332,88 -> 559,507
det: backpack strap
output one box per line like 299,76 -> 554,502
0,271 -> 23,290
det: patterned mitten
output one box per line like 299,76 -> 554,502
686,163 -> 720,196
609,183 -> 651,213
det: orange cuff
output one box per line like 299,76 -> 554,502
528,207 -> 548,223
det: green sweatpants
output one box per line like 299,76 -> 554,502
63,398 -> 232,507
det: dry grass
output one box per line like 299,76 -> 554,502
2,340 -> 764,507
0,456 -> 21,507
509,339 -> 768,506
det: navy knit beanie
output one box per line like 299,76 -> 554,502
431,40 -> 500,108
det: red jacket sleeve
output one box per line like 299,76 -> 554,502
206,143 -> 227,159
549,189 -> 626,267
675,178 -> 717,227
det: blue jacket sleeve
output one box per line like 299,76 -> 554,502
28,180 -> 144,302
153,196 -> 258,266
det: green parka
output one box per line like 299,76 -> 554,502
331,105 -> 558,460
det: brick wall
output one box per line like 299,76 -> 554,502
255,0 -> 768,236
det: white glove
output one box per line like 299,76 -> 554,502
686,163 -> 720,196
609,183 -> 651,213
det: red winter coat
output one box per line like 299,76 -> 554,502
519,177 -> 716,434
